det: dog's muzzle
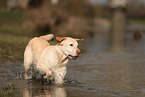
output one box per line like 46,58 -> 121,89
68,49 -> 81,60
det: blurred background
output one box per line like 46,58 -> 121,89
0,0 -> 145,60
1,0 -> 145,96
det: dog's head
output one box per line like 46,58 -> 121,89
56,37 -> 84,60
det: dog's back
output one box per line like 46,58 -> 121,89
24,34 -> 54,79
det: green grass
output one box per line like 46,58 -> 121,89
0,24 -> 35,36
0,33 -> 31,60
0,10 -> 26,23
0,11 -> 35,61
0,83 -> 15,97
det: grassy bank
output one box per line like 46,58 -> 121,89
0,11 -> 35,61
0,33 -> 30,60
0,83 -> 15,97
0,11 -> 59,61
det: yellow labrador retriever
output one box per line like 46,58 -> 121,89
24,34 -> 83,84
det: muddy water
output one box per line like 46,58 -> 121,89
1,31 -> 145,97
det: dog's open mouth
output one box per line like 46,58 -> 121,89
68,54 -> 78,60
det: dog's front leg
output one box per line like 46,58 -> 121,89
43,69 -> 52,79
53,67 -> 67,84
54,74 -> 64,84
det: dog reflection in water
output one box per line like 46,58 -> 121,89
23,84 -> 66,97
24,34 -> 83,84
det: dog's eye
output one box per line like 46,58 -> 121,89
70,44 -> 73,46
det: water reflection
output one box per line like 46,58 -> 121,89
107,8 -> 132,92
110,9 -> 126,53
23,82 -> 66,97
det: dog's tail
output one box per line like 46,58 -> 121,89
39,34 -> 54,41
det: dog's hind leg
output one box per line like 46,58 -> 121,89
24,46 -> 33,79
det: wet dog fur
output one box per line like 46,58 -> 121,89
24,34 -> 83,84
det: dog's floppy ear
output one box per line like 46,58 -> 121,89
75,39 -> 84,41
56,37 -> 65,43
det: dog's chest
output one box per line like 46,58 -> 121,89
59,57 -> 69,68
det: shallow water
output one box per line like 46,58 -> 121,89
1,31 -> 145,97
